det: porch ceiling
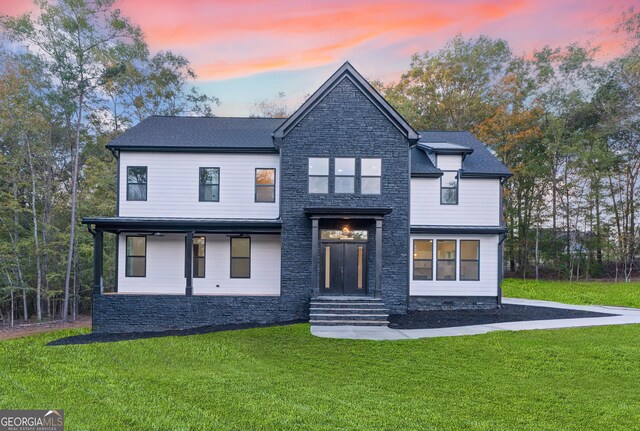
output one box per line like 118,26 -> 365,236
81,217 -> 282,234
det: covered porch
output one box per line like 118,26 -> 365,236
82,217 -> 282,296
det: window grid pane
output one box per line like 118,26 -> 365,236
309,176 -> 329,193
127,167 -> 147,201
309,158 -> 329,175
436,240 -> 456,281
460,240 -> 479,281
231,237 -> 250,278
335,158 -> 355,176
255,168 -> 275,202
335,176 -> 354,194
413,240 -> 433,280
361,177 -> 381,195
441,171 -> 458,205
126,236 -> 146,277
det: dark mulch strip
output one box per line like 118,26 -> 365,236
388,304 -> 618,330
48,319 -> 306,346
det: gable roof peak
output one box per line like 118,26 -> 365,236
272,61 -> 418,143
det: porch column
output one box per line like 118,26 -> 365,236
311,218 -> 319,297
185,231 -> 193,296
93,228 -> 103,295
374,219 -> 382,299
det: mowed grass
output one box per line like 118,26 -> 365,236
503,278 -> 640,308
1,321 -> 640,430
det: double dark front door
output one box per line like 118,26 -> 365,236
321,242 -> 367,295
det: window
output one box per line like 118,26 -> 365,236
199,168 -> 220,202
193,237 -> 206,278
441,171 -> 458,205
125,236 -> 146,277
334,158 -> 355,194
413,240 -> 433,280
230,237 -> 250,278
308,158 -> 329,193
460,240 -> 480,281
127,166 -> 147,201
436,240 -> 456,281
255,168 -> 276,202
361,158 -> 381,194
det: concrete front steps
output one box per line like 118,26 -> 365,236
309,297 -> 389,327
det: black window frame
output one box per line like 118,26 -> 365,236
360,158 -> 382,195
308,157 -> 329,194
255,168 -> 276,203
440,170 -> 459,205
199,167 -> 220,202
230,237 -> 251,279
334,157 -> 355,194
125,235 -> 146,277
436,239 -> 457,281
127,166 -> 148,201
193,236 -> 206,279
413,239 -> 433,281
460,240 -> 480,281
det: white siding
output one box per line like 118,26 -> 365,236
409,234 -> 498,297
119,152 -> 280,219
436,154 -> 462,170
410,178 -> 500,226
118,234 -> 281,295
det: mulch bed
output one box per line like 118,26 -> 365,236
48,319 -> 306,346
1,316 -> 91,340
388,304 -> 618,330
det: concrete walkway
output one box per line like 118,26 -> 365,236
310,297 -> 640,340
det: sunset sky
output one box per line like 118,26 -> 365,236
2,0 -> 635,115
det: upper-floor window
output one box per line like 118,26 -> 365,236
335,158 -> 355,194
127,166 -> 147,201
460,240 -> 480,281
309,158 -> 329,194
199,168 -> 220,202
126,236 -> 146,277
441,171 -> 458,205
255,168 -> 276,202
361,158 -> 381,194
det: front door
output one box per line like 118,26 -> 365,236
321,242 -> 367,295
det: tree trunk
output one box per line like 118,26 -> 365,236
27,142 -> 43,321
63,91 -> 83,322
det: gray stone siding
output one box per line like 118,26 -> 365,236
280,78 -> 411,314
92,294 -> 305,333
409,296 -> 499,311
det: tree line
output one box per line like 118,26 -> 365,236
376,10 -> 640,282
0,0 -> 217,325
0,0 -> 638,325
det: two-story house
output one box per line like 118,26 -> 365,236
83,62 -> 511,333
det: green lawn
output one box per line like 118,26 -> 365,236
2,281 -> 640,430
503,278 -> 640,308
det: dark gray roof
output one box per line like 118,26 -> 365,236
415,131 -> 512,178
273,62 -> 419,143
106,116 -> 285,152
411,146 -> 442,177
